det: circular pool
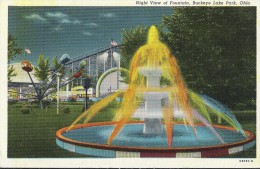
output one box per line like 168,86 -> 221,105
56,121 -> 255,158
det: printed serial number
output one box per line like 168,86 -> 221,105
239,160 -> 254,162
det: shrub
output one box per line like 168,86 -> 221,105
21,108 -> 30,114
8,99 -> 18,105
246,99 -> 256,110
62,107 -> 70,114
234,103 -> 246,110
42,100 -> 51,106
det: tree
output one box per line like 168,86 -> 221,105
33,54 -> 50,109
121,26 -> 150,70
162,7 -> 256,109
8,65 -> 17,82
34,54 -> 50,82
120,25 -> 164,83
8,34 -> 22,82
52,56 -> 65,78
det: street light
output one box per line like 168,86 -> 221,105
82,77 -> 91,111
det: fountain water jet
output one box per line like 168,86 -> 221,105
106,25 -> 197,146
56,25 -> 255,158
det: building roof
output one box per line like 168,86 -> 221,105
9,62 -> 40,83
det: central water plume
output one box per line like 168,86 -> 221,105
107,26 -> 196,146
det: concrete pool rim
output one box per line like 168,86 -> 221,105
56,121 -> 256,157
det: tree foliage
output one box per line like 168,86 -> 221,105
8,65 -> 16,82
8,34 -> 22,61
121,26 -> 149,69
162,7 -> 256,109
121,25 -> 164,69
52,56 -> 65,79
120,25 -> 164,83
8,34 -> 22,82
34,54 -> 50,82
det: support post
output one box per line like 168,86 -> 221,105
88,57 -> 91,76
117,56 -> 120,89
110,47 -> 113,68
103,59 -> 106,72
66,83 -> 69,100
39,89 -> 43,109
27,72 -> 43,109
85,86 -> 88,110
19,84 -> 22,100
56,73 -> 61,114
27,72 -> 39,96
71,63 -> 74,89
96,54 -> 98,81
40,99 -> 43,109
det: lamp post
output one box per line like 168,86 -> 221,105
83,77 -> 91,110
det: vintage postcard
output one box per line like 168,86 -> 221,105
0,0 -> 259,168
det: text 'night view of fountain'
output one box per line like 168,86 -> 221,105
56,25 -> 255,158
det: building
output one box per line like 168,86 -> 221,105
8,62 -> 39,100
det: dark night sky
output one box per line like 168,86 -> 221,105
9,6 -> 173,64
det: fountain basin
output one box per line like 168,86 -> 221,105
56,121 -> 255,158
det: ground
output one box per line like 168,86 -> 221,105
7,101 -> 256,158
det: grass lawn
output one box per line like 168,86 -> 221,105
8,101 -> 256,158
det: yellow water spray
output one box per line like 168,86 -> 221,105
108,25 -> 196,146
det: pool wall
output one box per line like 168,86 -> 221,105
56,121 -> 255,158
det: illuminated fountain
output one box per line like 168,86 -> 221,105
56,26 -> 255,158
